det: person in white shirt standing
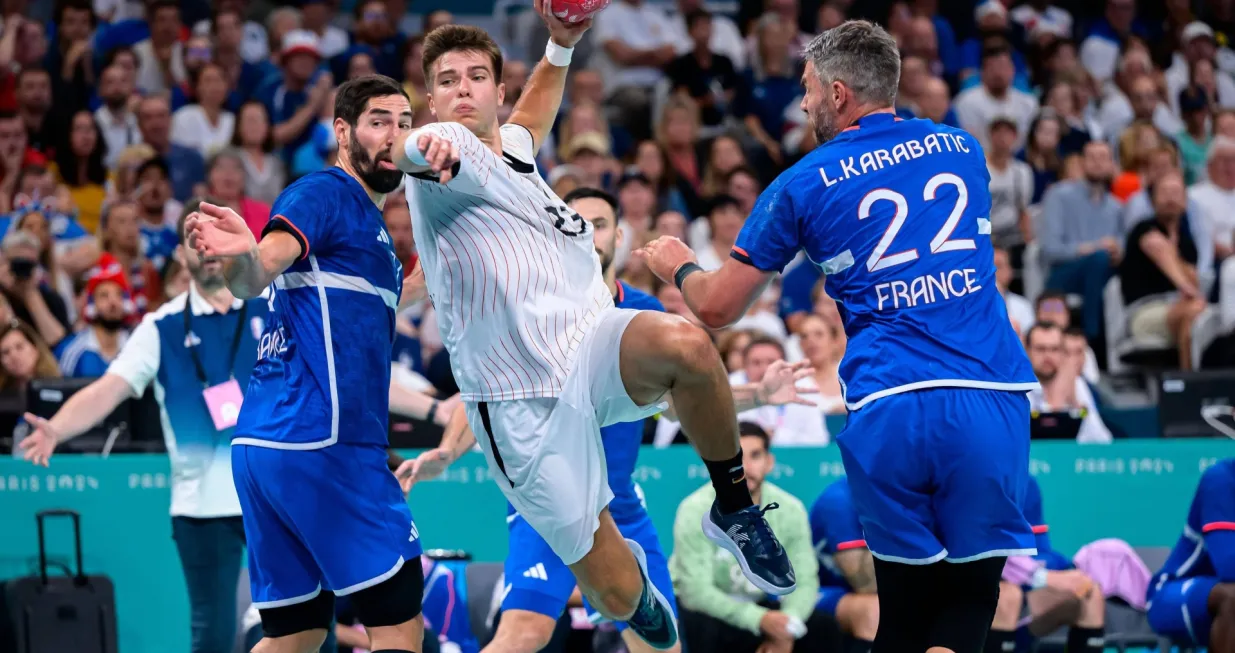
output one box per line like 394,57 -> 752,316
20,200 -> 268,653
392,11 -> 797,650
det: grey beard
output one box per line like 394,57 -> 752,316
813,110 -> 841,145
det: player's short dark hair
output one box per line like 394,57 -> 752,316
334,75 -> 410,126
55,0 -> 96,27
743,335 -> 785,359
1063,325 -> 1086,340
15,66 -> 50,86
1025,322 -> 1061,348
563,187 -> 618,213
137,156 -> 170,180
422,24 -> 504,85
804,20 -> 900,106
981,41 -> 1013,64
738,421 -> 770,449
708,194 -> 740,216
148,0 -> 180,17
989,117 -> 1017,134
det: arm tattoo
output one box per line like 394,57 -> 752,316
835,548 -> 878,593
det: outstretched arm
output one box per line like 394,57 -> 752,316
186,202 -> 302,299
223,232 -> 302,299
637,237 -> 776,328
506,0 -> 593,154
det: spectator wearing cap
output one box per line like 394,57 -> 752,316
55,253 -> 134,377
7,197 -> 96,322
100,199 -> 165,314
666,9 -> 741,133
960,3 -> 1032,93
1177,85 -> 1214,185
1168,22 -> 1235,115
1010,0 -> 1073,43
1040,140 -> 1124,343
954,43 -> 1038,149
1081,0 -> 1155,84
134,0 -> 187,95
136,95 -> 205,201
667,0 -> 745,70
560,132 -> 617,191
256,29 -> 333,164
298,0 -> 348,59
0,228 -> 71,349
18,198 -> 270,653
987,117 -> 1035,251
1191,136 -> 1235,262
1119,171 -> 1207,370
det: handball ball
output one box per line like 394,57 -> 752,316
550,0 -> 610,23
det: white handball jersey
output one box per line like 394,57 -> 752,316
404,122 -> 613,402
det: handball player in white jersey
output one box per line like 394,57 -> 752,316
394,7 -> 795,650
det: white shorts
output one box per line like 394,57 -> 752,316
464,308 -> 666,565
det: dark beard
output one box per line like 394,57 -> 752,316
96,317 -> 128,332
104,94 -> 127,111
349,133 -> 404,194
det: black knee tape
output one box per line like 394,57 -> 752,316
927,557 -> 1007,653
350,558 -> 425,628
259,590 -> 335,638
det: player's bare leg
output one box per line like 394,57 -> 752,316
1208,583 -> 1235,653
618,311 -> 796,594
251,629 -> 328,653
482,610 -> 557,653
836,593 -> 881,642
366,614 -> 424,652
567,507 -> 647,622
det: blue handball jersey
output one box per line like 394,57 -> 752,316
505,280 -> 664,522
233,168 -> 404,449
1149,458 -> 1235,597
733,113 -> 1037,410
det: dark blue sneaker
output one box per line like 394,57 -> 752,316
624,538 -> 679,650
702,501 -> 797,595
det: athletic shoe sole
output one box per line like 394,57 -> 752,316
701,511 -> 797,596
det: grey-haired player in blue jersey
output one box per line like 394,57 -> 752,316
640,20 -> 1038,653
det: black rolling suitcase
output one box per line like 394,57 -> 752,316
2,509 -> 118,653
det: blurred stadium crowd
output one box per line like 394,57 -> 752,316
0,0 -> 1233,651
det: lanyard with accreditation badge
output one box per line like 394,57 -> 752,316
184,301 -> 249,431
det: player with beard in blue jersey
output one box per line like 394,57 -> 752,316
402,187 -> 818,653
1147,458 -> 1235,651
639,21 -> 1039,653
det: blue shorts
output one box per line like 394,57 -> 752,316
836,388 -> 1036,564
1147,577 -> 1219,645
503,508 -> 677,631
816,586 -> 849,615
233,443 -> 422,608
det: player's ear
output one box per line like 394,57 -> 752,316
333,117 -> 350,151
497,81 -> 506,107
613,218 -> 624,249
173,244 -> 186,266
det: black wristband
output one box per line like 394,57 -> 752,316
674,262 -> 703,291
426,400 -> 440,422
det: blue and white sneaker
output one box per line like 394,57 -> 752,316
624,538 -> 679,650
702,501 -> 797,595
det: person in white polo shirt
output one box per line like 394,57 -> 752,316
18,198 -> 266,653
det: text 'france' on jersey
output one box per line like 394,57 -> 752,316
404,122 -> 613,403
234,167 -> 404,449
733,113 -> 1037,411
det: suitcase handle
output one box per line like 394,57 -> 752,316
36,509 -> 85,585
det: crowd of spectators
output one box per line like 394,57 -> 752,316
2,0 -> 1235,449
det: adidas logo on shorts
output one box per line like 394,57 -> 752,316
522,563 -> 548,581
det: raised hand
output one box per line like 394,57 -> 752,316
18,413 -> 59,467
396,447 -> 455,492
634,236 -> 698,285
758,360 -> 820,407
185,202 -> 257,259
533,0 -> 594,48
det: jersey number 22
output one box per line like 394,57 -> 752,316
859,173 -> 976,273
